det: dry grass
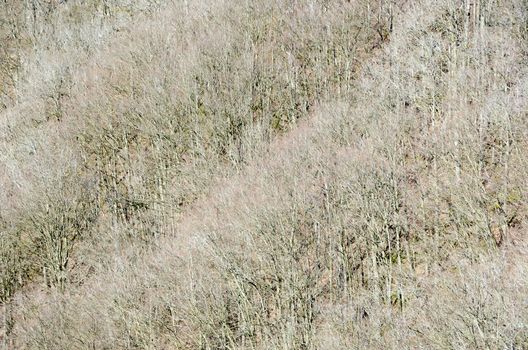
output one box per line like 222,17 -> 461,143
1,0 -> 528,349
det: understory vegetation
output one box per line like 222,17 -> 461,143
1,0 -> 527,349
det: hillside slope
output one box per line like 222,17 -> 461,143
2,0 -> 528,349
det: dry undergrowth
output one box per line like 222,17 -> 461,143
1,0 -> 528,349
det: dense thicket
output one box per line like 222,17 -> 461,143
1,0 -> 527,349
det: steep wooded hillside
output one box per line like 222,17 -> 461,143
1,0 -> 527,349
